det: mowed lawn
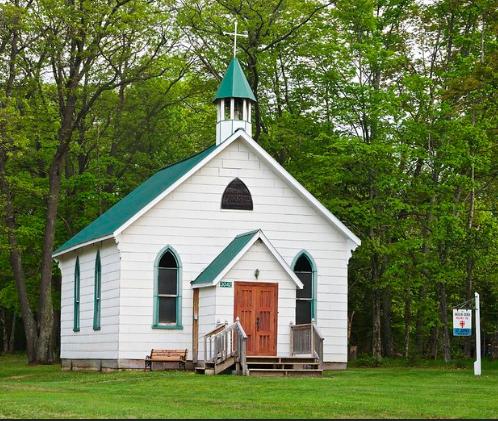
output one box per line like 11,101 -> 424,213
1,354 -> 498,419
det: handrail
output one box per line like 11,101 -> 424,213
204,320 -> 227,365
203,318 -> 248,375
205,322 -> 228,338
234,319 -> 248,375
290,319 -> 324,364
312,320 -> 324,363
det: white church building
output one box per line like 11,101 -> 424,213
53,54 -> 361,374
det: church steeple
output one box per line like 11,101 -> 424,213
213,22 -> 256,145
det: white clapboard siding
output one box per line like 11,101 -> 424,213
59,241 -> 120,359
58,137 -> 354,365
115,140 -> 350,363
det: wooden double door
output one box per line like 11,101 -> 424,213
234,282 -> 278,356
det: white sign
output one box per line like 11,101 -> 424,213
453,309 -> 472,336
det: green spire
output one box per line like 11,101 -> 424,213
212,58 -> 256,103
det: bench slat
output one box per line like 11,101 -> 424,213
147,356 -> 185,361
144,349 -> 188,371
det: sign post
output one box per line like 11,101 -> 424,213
474,292 -> 481,376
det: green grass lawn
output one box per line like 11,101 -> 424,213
1,353 -> 498,419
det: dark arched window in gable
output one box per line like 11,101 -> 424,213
221,178 -> 253,210
154,247 -> 182,329
293,252 -> 316,325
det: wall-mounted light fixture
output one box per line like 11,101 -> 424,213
254,268 -> 260,279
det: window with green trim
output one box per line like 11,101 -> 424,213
154,248 -> 182,328
73,257 -> 80,332
93,251 -> 101,330
293,253 -> 316,325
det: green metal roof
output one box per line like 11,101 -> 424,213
191,230 -> 260,286
53,144 -> 219,256
212,58 -> 256,103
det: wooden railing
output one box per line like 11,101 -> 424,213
290,319 -> 324,363
203,317 -> 248,375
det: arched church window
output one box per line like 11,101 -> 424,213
221,178 -> 253,210
154,247 -> 182,328
74,257 -> 80,332
93,251 -> 101,330
293,252 -> 316,325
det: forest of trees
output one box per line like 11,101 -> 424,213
1,0 -> 498,365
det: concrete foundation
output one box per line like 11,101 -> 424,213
61,358 -> 194,372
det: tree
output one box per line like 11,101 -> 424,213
177,0 -> 333,143
0,0 -> 189,364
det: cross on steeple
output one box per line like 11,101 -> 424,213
223,21 -> 248,58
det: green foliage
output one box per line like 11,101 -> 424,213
1,0 -> 498,363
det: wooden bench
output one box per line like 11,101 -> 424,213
144,349 -> 188,371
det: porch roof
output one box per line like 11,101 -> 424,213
191,229 -> 303,289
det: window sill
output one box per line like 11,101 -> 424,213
152,325 -> 184,330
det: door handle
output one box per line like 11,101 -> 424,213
256,317 -> 260,331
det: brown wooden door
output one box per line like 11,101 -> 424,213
234,282 -> 278,356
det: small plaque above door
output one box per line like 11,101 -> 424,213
220,281 -> 233,288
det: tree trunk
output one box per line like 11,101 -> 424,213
348,311 -> 357,361
0,307 -> 6,353
9,314 -> 16,353
372,289 -> 382,362
439,282 -> 451,363
489,324 -> 498,361
0,153 -> 39,362
404,290 -> 411,358
35,138 -> 70,364
348,311 -> 355,345
429,326 -> 438,360
51,309 -> 60,361
415,285 -> 427,356
35,86 -> 78,364
247,55 -> 260,142
464,257 -> 474,358
382,292 -> 394,357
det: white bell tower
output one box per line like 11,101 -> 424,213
213,22 -> 256,145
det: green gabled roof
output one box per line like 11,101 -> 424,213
212,58 -> 256,103
53,144 -> 219,256
191,230 -> 260,286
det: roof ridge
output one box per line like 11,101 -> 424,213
235,229 -> 260,238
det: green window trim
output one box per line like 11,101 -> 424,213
93,251 -> 101,330
292,250 -> 317,324
152,325 -> 184,330
153,245 -> 183,329
73,257 -> 80,332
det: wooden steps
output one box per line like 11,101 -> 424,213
246,356 -> 322,377
195,355 -> 237,375
195,355 -> 322,377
